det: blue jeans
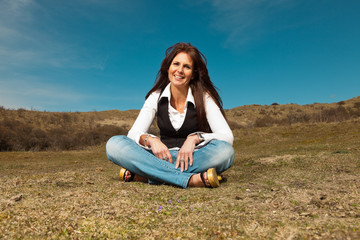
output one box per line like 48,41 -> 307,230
106,135 -> 234,188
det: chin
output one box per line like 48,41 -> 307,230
172,82 -> 189,88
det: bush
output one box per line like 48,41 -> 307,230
0,125 -> 12,151
354,102 -> 360,109
319,106 -> 350,122
254,115 -> 276,127
0,118 -> 128,151
227,120 -> 244,130
286,112 -> 311,125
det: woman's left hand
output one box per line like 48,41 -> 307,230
176,134 -> 200,172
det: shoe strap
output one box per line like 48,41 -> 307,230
124,170 -> 135,182
200,172 -> 211,188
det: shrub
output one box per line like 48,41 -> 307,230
254,115 -> 275,127
259,109 -> 266,115
286,112 -> 310,125
227,120 -> 244,130
0,118 -> 128,151
349,108 -> 360,118
322,106 -> 350,122
0,125 -> 12,151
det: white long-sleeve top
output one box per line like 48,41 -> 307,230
127,83 -> 234,150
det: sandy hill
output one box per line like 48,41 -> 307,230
0,96 -> 359,151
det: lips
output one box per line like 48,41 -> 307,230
174,74 -> 185,80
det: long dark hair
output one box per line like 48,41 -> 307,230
146,42 -> 226,132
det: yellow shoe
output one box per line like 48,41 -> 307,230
119,168 -> 134,182
201,168 -> 220,188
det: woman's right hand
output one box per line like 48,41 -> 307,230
147,137 -> 173,163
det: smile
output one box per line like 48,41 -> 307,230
174,75 -> 185,80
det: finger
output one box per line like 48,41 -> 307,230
185,155 -> 190,171
159,150 -> 167,161
167,151 -> 173,163
154,152 -> 161,159
181,158 -> 185,172
175,156 -> 180,169
161,150 -> 171,162
189,154 -> 193,167
176,155 -> 184,171
157,153 -> 162,160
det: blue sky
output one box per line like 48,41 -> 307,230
0,0 -> 359,112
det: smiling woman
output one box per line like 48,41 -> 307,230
106,42 -> 234,189
167,52 -> 194,93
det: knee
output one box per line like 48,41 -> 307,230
213,140 -> 235,163
106,135 -> 128,158
213,140 -> 234,156
224,143 -> 235,159
212,140 -> 235,170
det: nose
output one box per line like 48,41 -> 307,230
176,65 -> 184,73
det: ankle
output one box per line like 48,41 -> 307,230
125,170 -> 132,181
188,173 -> 204,188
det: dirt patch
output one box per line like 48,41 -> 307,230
96,118 -> 131,127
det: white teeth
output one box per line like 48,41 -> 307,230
175,75 -> 185,79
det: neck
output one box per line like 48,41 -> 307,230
170,84 -> 188,113
170,84 -> 188,102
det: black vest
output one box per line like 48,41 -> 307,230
157,97 -> 199,148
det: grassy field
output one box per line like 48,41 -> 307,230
1,119 -> 359,239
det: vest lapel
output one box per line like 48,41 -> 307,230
158,97 -> 177,133
177,102 -> 196,132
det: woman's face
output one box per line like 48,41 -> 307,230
168,52 -> 193,89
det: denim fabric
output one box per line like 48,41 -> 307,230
106,135 -> 234,188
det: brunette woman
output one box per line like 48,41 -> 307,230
106,42 -> 234,188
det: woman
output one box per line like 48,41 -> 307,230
106,42 -> 234,188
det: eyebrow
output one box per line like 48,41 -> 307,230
173,59 -> 193,67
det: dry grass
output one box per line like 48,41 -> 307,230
1,119 -> 360,239
1,96 -> 360,151
226,96 -> 360,128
